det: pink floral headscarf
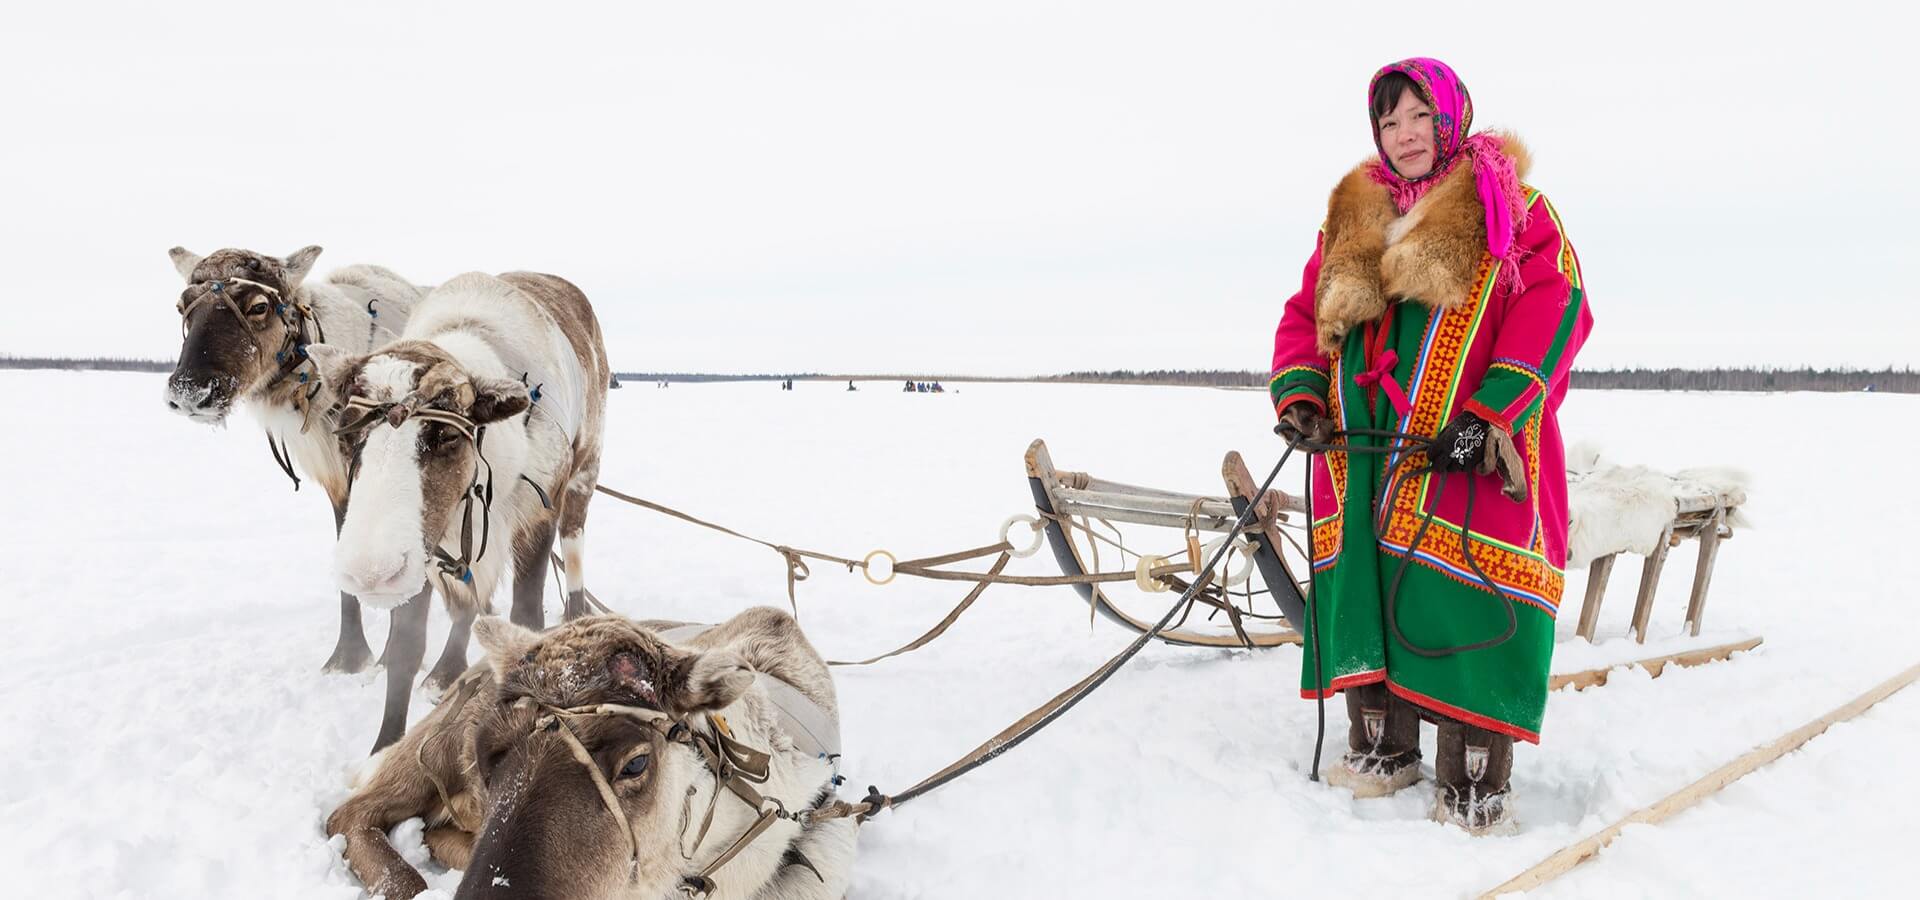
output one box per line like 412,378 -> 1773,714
1366,58 -> 1527,272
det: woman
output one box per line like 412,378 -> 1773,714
1267,57 -> 1592,834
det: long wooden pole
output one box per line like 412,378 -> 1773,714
1546,636 -> 1763,692
1481,661 -> 1920,898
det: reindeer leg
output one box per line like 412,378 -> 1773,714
370,585 -> 431,754
421,604 -> 474,698
323,592 -> 376,674
511,519 -> 556,631
424,825 -> 476,871
322,496 -> 375,674
328,708 -> 444,899
557,475 -> 597,621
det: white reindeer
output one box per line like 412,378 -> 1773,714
307,271 -> 609,750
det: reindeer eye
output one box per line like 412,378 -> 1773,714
426,423 -> 463,449
247,301 -> 271,316
617,753 -> 651,780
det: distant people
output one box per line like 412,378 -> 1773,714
932,381 -> 945,393
903,379 -> 914,392
847,380 -> 857,391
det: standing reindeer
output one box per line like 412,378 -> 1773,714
307,270 -> 609,751
163,247 -> 489,702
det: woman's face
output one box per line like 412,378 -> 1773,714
1376,89 -> 1436,178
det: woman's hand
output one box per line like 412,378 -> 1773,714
1275,403 -> 1336,449
1428,412 -> 1528,502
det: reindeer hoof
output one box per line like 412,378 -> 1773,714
420,667 -> 462,702
321,641 -> 376,675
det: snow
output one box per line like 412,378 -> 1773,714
2,372 -> 1915,898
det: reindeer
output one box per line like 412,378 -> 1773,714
327,609 -> 858,900
306,271 -> 609,751
163,246 -> 476,695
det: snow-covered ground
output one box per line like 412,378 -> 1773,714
1,372 -> 1914,898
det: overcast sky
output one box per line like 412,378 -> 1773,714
1,2 -> 1910,375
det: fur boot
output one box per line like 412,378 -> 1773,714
1324,683 -> 1422,798
1432,719 -> 1516,835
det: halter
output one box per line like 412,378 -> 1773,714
179,276 -> 330,488
333,396 -> 495,585
506,696 -> 828,898
178,276 -> 327,415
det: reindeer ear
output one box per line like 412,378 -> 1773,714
169,247 -> 203,281
468,376 -> 532,424
662,648 -> 754,716
282,245 -> 323,289
303,343 -> 357,389
474,616 -> 542,680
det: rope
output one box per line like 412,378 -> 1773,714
821,446 -> 1296,820
590,485 -> 1141,591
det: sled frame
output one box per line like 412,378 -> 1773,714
1025,439 -> 1303,648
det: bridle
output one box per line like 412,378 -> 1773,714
177,276 -> 327,415
332,395 -> 496,585
177,275 -> 328,487
484,694 -> 834,898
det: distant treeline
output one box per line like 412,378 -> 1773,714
5,358 -> 1915,392
1572,367 -> 1917,392
0,356 -> 172,372
1039,367 -> 1919,393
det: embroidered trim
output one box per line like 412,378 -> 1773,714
1385,680 -> 1541,744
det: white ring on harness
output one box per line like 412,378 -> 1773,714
1202,536 -> 1256,588
863,550 -> 897,586
1134,555 -> 1171,593
999,515 -> 1045,558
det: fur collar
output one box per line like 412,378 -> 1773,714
1312,133 -> 1532,354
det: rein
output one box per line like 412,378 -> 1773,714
1280,424 -> 1521,778
333,397 -> 496,585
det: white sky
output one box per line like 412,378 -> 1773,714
1,2 -> 1911,375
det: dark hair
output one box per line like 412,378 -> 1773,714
1370,72 -> 1421,122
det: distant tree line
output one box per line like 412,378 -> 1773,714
1040,367 -> 1917,393
5,358 -> 1915,393
1569,367 -> 1917,393
1038,369 -> 1265,387
0,356 -> 172,372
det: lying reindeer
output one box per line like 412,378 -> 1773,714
327,608 -> 858,899
307,270 -> 608,751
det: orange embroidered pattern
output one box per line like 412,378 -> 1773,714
1370,257 -> 1563,615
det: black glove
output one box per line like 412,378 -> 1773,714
1428,412 -> 1492,474
1274,403 -> 1335,449
1428,411 -> 1528,501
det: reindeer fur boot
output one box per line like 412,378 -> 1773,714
1432,720 -> 1517,835
1324,683 -> 1422,798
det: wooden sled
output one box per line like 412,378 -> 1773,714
1026,439 -> 1762,690
1025,439 -> 1306,648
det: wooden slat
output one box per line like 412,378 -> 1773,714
1049,500 -> 1238,533
1684,507 -> 1724,637
1484,659 -> 1920,898
1628,521 -> 1674,643
1574,554 -> 1615,642
1548,636 -> 1762,692
1055,487 -> 1239,521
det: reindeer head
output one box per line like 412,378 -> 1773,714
163,245 -> 322,423
458,616 -> 756,899
308,340 -> 532,606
